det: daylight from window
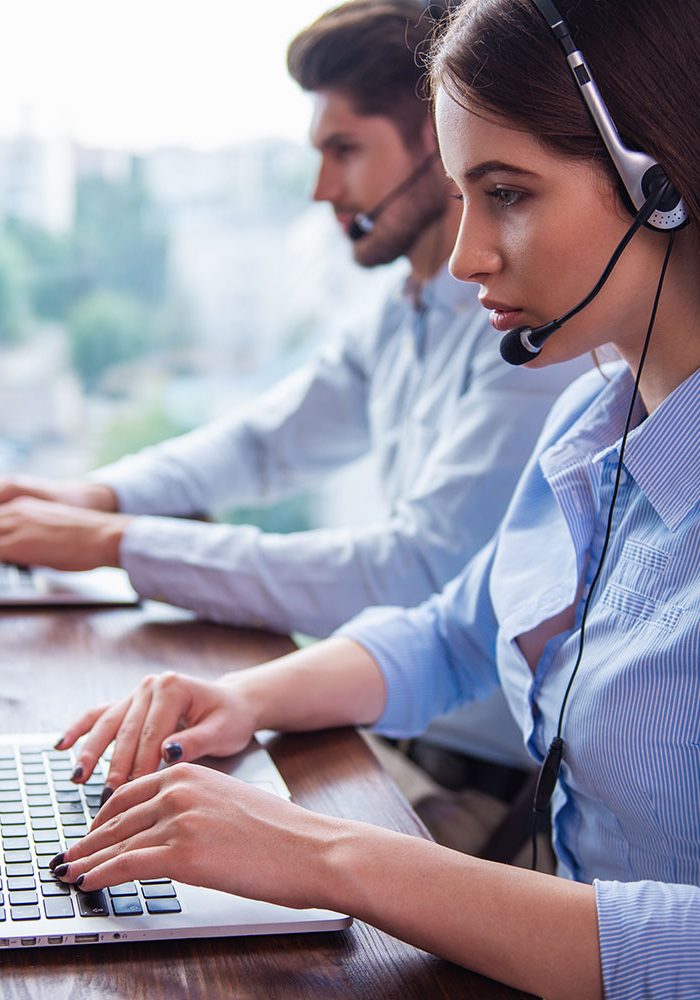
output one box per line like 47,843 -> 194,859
0,0 -> 395,531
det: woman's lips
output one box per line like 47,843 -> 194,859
487,308 -> 524,333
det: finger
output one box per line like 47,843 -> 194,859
67,846 -> 174,893
88,768 -> 164,833
130,672 -> 194,778
68,699 -> 132,784
55,704 -> 113,752
57,830 -> 167,889
58,787 -> 160,870
103,681 -> 159,793
160,707 -> 250,765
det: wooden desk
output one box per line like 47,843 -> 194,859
0,602 -> 533,1000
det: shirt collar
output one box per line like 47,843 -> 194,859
545,364 -> 700,532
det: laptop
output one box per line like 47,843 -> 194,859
0,564 -> 139,607
0,733 -> 351,948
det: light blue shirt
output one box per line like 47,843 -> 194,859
94,263 -> 587,764
338,364 -> 700,999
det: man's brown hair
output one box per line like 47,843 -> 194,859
287,1 -> 442,147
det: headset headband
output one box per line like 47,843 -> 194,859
530,0 -> 687,231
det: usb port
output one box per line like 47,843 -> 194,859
74,933 -> 99,944
47,935 -> 64,944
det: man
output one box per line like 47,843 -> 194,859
0,1 -> 587,850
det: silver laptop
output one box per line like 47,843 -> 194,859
0,564 -> 139,607
0,734 -> 351,948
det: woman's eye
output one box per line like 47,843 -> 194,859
486,188 -> 526,208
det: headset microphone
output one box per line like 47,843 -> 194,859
500,181 -> 672,366
348,152 -> 440,241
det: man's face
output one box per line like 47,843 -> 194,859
309,90 -> 446,268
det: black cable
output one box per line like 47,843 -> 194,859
531,228 -> 676,871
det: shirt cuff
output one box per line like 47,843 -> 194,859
595,878 -> 700,999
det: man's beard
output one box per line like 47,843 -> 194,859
350,170 -> 447,269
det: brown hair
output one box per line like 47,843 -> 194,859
287,1 -> 444,146
429,0 -> 700,229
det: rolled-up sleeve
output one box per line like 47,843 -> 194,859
336,537 -> 501,735
595,879 -> 700,999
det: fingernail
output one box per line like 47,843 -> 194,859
99,786 -> 113,808
49,852 -> 65,871
54,737 -> 65,750
71,765 -> 83,782
76,874 -> 85,889
164,742 -> 183,763
54,863 -> 69,878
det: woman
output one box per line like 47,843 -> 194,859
49,1 -> 700,997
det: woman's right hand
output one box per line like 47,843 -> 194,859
57,672 -> 257,802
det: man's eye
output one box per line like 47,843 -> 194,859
486,188 -> 526,208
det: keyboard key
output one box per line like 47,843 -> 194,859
0,893 -> 3,906
31,818 -> 58,831
36,856 -> 55,870
77,890 -> 108,917
21,764 -> 46,775
28,806 -> 54,819
85,795 -> 101,808
11,905 -> 40,920
25,794 -> 52,806
3,837 -> 29,850
6,863 -> 35,878
0,792 -> 21,803
61,814 -> 88,827
58,801 -> 85,815
35,842 -> 62,856
44,895 -> 75,919
145,898 -> 181,915
139,879 -> 172,884
4,850 -> 32,864
9,890 -> 38,906
2,826 -> 28,838
7,877 -> 35,891
0,908 -> 4,921
111,896 -> 143,916
23,774 -> 48,786
33,830 -> 61,843
0,780 -> 20,792
39,868 -> 62,882
142,884 -> 177,899
108,883 -> 138,897
42,882 -> 70,896
54,791 -> 80,803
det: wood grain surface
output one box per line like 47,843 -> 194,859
0,602 -> 533,1000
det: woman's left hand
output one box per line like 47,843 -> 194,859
51,763 -> 340,911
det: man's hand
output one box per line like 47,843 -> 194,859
0,496 -> 132,570
0,475 -> 118,511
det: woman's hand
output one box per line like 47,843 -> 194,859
51,764 -> 339,911
58,672 -> 258,802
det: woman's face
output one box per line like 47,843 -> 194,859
435,87 -> 669,368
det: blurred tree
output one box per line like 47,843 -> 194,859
67,291 -> 152,391
0,233 -> 32,343
92,398 -> 191,466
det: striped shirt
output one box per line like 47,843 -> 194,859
339,363 -> 700,999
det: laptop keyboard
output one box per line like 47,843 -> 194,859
0,564 -> 36,594
0,743 -> 181,925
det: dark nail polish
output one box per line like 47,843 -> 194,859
49,852 -> 65,871
53,737 -> 65,750
99,786 -> 113,807
164,742 -> 183,763
76,874 -> 85,889
54,863 -> 69,878
71,765 -> 83,782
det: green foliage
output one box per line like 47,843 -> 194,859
219,494 -> 314,535
0,233 -> 32,343
67,291 -> 153,391
92,398 -> 191,467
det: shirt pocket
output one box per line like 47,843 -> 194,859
600,538 -> 685,632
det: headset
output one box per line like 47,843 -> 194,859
511,0 -> 686,870
499,0 -> 688,366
